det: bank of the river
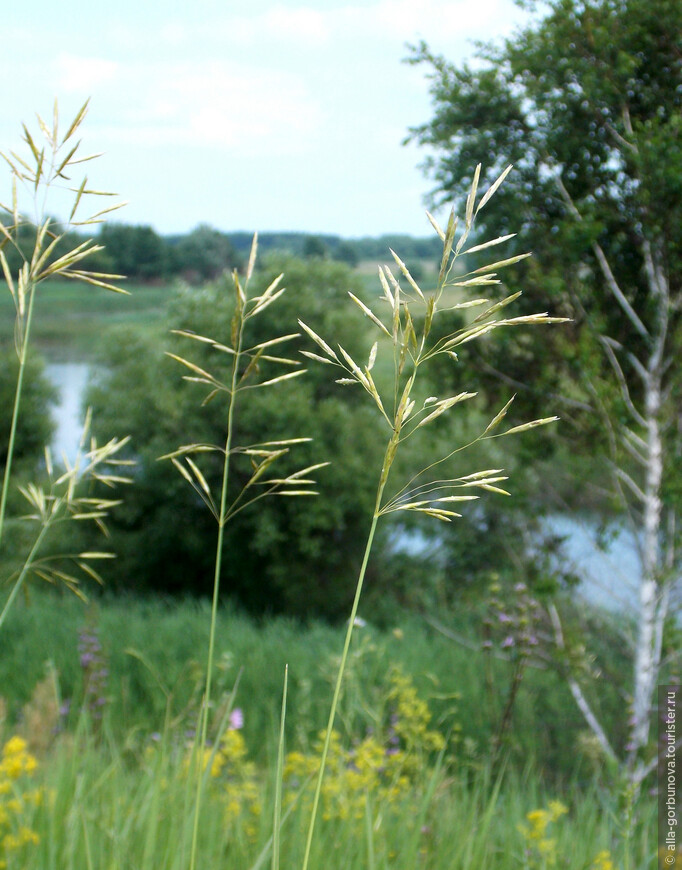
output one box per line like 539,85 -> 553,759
0,279 -> 172,359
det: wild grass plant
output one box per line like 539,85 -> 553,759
161,235 -> 329,868
0,103 -> 131,628
295,167 -> 567,866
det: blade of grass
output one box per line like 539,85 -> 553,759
272,664 -> 288,870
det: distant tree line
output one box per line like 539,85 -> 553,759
225,231 -> 442,266
1,213 -> 443,285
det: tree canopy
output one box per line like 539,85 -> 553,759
407,0 -> 682,483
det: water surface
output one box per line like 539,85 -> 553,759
45,362 -> 90,465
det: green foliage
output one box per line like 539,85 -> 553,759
332,241 -> 359,268
90,225 -> 441,284
83,255 -> 392,618
99,223 -> 168,281
168,223 -> 241,283
1,591 -> 631,779
0,351 -> 54,469
406,0 -> 682,465
301,235 -> 328,259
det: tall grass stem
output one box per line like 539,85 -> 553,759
0,279 -> 36,545
301,435 -> 394,870
187,309 -> 245,870
0,509 -> 51,630
272,664 -> 288,870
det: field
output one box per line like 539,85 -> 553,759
0,279 -> 173,360
0,253 -> 660,868
1,593 -> 655,869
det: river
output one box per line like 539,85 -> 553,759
46,362 -> 92,465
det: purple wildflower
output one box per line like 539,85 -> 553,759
229,708 -> 244,731
78,624 -> 108,721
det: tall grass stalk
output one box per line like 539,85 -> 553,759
271,664 -> 288,870
299,165 -> 568,867
0,272 -> 37,542
185,262 -> 246,870
163,237 -> 326,870
0,101 -> 126,615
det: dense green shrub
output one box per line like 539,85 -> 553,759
82,255 -> 413,618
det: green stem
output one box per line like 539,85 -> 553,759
0,280 -> 37,546
301,434 -> 396,870
0,517 -> 51,632
188,315 -> 244,870
272,664 -> 288,870
491,657 -> 526,772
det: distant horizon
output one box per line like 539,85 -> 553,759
102,223 -> 444,242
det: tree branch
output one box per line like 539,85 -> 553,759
549,603 -> 618,764
613,465 -> 646,504
603,119 -> 638,154
620,429 -> 648,469
554,174 -> 649,339
598,335 -> 647,428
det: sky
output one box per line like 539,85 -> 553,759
2,0 -> 532,239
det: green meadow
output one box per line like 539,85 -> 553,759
1,593 -> 654,869
0,279 -> 172,359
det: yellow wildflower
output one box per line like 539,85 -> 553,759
592,850 -> 616,870
548,800 -> 568,821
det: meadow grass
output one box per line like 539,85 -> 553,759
0,594 -> 656,869
2,712 -> 655,870
3,590 -> 623,784
0,279 -> 172,360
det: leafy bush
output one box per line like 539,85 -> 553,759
83,254 -> 403,618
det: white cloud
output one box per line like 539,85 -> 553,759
205,5 -> 330,47
55,53 -> 120,93
97,61 -> 321,157
260,6 -> 330,43
359,0 -> 525,41
212,0 -> 527,50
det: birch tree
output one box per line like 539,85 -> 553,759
407,0 -> 682,785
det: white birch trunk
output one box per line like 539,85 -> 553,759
629,241 -> 670,772
551,178 -> 676,783
629,372 -> 663,759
